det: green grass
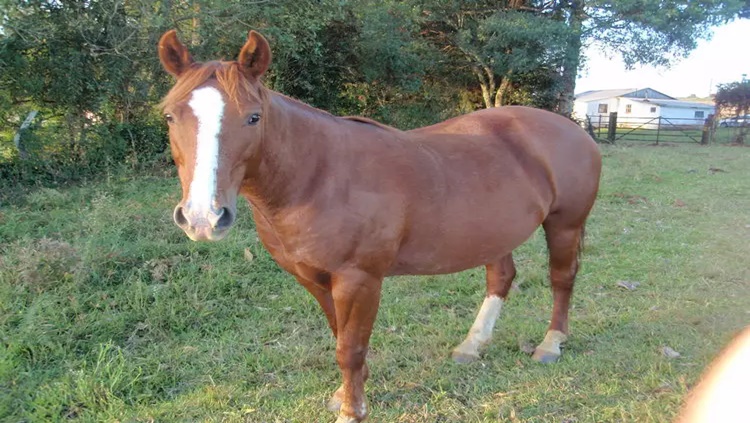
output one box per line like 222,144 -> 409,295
1,129 -> 17,161
1,144 -> 749,422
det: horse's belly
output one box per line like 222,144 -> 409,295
388,212 -> 542,276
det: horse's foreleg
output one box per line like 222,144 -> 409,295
292,275 -> 350,412
329,268 -> 382,423
295,275 -> 338,336
327,364 -> 369,414
533,224 -> 582,363
452,254 -> 516,363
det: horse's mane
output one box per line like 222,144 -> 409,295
340,115 -> 395,131
159,61 -> 260,109
270,92 -> 399,132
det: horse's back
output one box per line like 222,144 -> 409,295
410,106 -> 601,217
410,106 -> 595,152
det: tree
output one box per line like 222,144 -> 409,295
715,80 -> 750,144
556,0 -> 746,116
0,0 -> 171,157
464,9 -> 571,108
0,0 -> 450,185
413,0 -> 573,109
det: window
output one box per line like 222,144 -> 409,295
598,103 -> 608,114
650,107 -> 657,113
625,104 -> 632,114
694,111 -> 705,119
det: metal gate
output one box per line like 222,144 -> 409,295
586,114 -> 708,144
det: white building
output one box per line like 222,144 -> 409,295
573,88 -> 716,129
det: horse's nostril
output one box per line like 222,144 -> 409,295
173,205 -> 189,227
215,207 -> 234,230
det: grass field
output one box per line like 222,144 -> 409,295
1,144 -> 749,422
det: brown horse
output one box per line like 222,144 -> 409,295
158,29 -> 601,423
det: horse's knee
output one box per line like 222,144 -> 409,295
336,345 -> 367,370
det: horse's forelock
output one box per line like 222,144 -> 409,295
160,61 -> 259,111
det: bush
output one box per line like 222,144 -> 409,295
0,117 -> 169,194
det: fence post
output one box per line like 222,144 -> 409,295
656,116 -> 661,145
701,114 -> 715,145
13,110 -> 37,159
607,112 -> 617,142
584,115 -> 596,139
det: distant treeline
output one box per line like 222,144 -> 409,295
0,0 -> 744,186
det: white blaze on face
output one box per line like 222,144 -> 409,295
187,86 -> 225,213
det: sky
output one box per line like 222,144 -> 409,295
575,19 -> 750,98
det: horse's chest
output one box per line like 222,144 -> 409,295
253,211 -> 340,272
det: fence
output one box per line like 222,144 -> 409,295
585,113 -> 716,144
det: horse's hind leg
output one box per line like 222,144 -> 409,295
452,254 -> 516,363
532,220 -> 583,363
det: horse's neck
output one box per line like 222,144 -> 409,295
241,91 -> 345,214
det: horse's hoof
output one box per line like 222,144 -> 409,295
335,415 -> 361,423
452,349 -> 480,364
532,330 -> 566,363
327,395 -> 343,413
531,348 -> 560,364
327,386 -> 345,413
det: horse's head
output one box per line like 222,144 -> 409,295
158,29 -> 271,241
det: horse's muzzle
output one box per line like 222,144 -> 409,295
173,204 -> 235,241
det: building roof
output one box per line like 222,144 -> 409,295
575,89 -> 640,102
630,98 -> 715,110
575,87 -> 675,102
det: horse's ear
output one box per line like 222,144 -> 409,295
238,30 -> 271,80
158,30 -> 194,77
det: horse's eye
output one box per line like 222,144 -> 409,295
165,113 -> 174,124
247,113 -> 261,125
